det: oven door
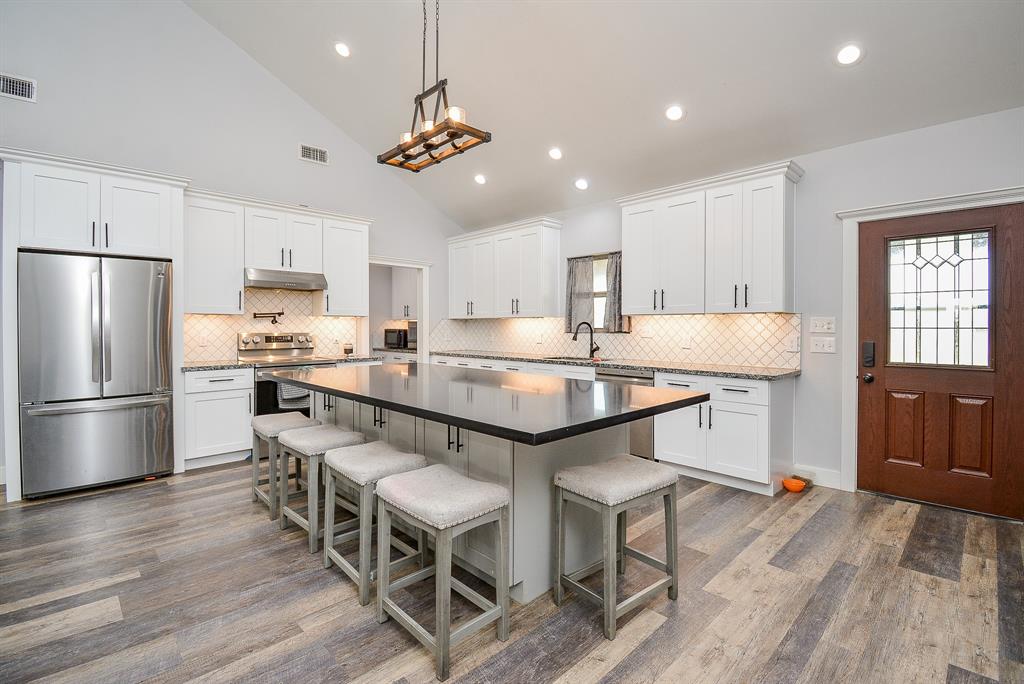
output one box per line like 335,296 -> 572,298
255,367 -> 313,417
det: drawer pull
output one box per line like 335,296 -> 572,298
722,387 -> 750,394
481,365 -> 493,369
457,362 -> 469,367
208,378 -> 235,383
666,382 -> 691,388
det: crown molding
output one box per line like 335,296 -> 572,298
617,160 -> 804,206
0,146 -> 190,187
836,186 -> 1024,221
449,215 -> 562,243
186,187 -> 373,225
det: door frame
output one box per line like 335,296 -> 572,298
836,186 -> 1024,492
367,254 -> 432,364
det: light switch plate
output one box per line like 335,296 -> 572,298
679,334 -> 692,349
786,333 -> 801,353
810,316 -> 836,333
811,336 -> 836,353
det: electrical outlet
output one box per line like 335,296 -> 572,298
811,336 -> 836,353
198,335 -> 209,347
786,333 -> 801,353
810,316 -> 836,333
679,334 -> 692,349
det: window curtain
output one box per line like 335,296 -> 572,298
603,251 -> 631,333
564,255 -> 594,333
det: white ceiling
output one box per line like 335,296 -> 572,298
187,0 -> 1024,230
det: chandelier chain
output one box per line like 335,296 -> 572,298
435,0 -> 440,84
421,0 -> 426,92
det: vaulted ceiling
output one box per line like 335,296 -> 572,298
187,0 -> 1024,229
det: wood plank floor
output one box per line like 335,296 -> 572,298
1,462 -> 1021,683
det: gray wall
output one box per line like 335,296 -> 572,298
368,264 -> 393,347
548,106 -> 1024,480
0,0 -> 461,330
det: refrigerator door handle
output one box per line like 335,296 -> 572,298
102,271 -> 112,381
91,271 -> 101,383
24,395 -> 171,416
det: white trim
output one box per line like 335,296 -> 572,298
186,187 -> 372,225
837,186 -> 1024,493
449,216 -> 561,242
368,257 -> 431,365
0,146 -> 190,187
617,160 -> 804,206
791,464 -> 842,490
2,161 -> 22,501
367,254 -> 433,268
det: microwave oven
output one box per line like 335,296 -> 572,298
384,329 -> 408,349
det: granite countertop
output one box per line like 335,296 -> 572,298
431,350 -> 800,381
267,364 -> 708,446
181,355 -> 383,373
372,347 -> 418,354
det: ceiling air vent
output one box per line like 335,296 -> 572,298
0,73 -> 36,102
299,144 -> 329,165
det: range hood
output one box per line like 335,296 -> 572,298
244,268 -> 327,291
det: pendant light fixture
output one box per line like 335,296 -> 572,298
377,0 -> 491,173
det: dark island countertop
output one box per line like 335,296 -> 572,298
267,363 -> 708,446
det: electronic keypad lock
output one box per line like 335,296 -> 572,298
862,341 -> 876,368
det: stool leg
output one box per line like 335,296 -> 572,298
664,486 -> 678,601
376,500 -> 392,625
435,529 -> 453,681
307,455 -> 320,554
418,529 -> 430,568
279,449 -> 291,530
496,505 -> 510,641
251,433 -> 260,502
323,472 -> 336,569
357,482 -> 374,606
602,506 -> 617,640
617,511 -> 626,575
268,437 -> 280,520
553,487 -> 565,606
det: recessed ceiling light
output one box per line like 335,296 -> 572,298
835,43 -> 862,65
574,178 -> 589,191
334,42 -> 351,58
474,174 -> 487,185
548,147 -> 563,160
665,105 -> 685,121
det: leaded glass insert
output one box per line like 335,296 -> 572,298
888,231 -> 990,366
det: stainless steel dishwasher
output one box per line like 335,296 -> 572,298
594,366 -> 655,459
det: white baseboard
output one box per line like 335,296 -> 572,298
184,450 -> 249,471
0,464 -> 5,486
791,463 -> 843,490
664,462 -> 778,497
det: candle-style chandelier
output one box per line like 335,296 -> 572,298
377,0 -> 491,173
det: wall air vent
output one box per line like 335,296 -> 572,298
299,144 -> 329,165
0,73 -> 36,102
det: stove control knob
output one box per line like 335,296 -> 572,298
242,336 -> 251,345
297,336 -> 306,343
252,336 -> 262,344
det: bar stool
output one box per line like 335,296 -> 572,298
375,464 -> 510,681
279,424 -> 365,553
323,440 -> 429,605
251,412 -> 320,520
553,454 -> 679,640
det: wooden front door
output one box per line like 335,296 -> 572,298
858,203 -> 1023,519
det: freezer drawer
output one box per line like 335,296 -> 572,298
20,394 -> 173,497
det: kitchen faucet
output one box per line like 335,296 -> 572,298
572,321 -> 600,359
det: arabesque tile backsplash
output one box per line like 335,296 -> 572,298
431,313 -> 801,368
184,289 -> 359,362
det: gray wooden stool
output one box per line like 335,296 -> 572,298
323,440 -> 429,605
553,454 -> 679,640
251,412 -> 320,520
279,424 -> 365,553
375,464 -> 510,681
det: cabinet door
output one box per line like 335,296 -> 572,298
386,410 -> 418,453
322,219 -> 368,316
654,376 -> 708,468
494,232 -> 520,317
391,267 -> 418,320
471,236 -> 495,317
422,419 -> 467,471
185,197 -> 244,314
100,176 -> 172,258
244,206 -> 288,269
657,192 -> 705,314
706,400 -> 769,483
356,403 -> 384,442
449,242 -> 473,318
461,431 -> 513,577
742,176 -> 785,312
516,227 -> 543,317
621,203 -> 658,314
286,214 -> 323,273
185,388 -> 253,460
705,184 -> 743,313
20,162 -> 101,251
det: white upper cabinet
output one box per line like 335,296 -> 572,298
286,213 -> 323,273
391,267 -> 418,320
244,206 -> 288,270
100,176 -> 172,258
19,162 -> 174,258
619,161 -> 801,315
184,195 -> 244,314
449,218 -> 560,319
319,218 -> 369,316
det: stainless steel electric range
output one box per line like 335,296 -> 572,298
238,332 -> 338,416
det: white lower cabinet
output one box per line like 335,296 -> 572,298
183,369 -> 254,467
654,372 -> 793,495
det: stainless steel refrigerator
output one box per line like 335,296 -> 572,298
18,251 -> 173,497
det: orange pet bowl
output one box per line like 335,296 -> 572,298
782,478 -> 806,493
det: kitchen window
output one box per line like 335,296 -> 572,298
565,252 -> 629,333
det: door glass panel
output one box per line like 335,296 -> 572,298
887,230 -> 990,367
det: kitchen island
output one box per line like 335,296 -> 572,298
268,363 -> 707,602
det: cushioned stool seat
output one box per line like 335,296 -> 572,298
279,424 -> 364,456
554,454 -> 679,506
376,463 -> 509,529
325,440 -> 427,486
250,412 -> 320,521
